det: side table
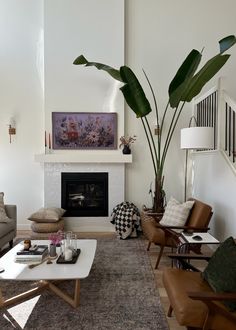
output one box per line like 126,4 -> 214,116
175,232 -> 219,268
180,232 -> 219,245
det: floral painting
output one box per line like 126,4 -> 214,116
52,112 -> 117,149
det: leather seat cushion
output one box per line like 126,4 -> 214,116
163,268 -> 236,329
31,219 -> 64,233
0,218 -> 16,238
163,268 -> 210,328
141,217 -> 175,246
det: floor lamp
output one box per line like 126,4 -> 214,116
181,123 -> 214,201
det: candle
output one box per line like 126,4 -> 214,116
45,131 -> 47,147
64,248 -> 72,261
49,133 -> 51,149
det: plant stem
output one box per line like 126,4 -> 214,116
144,117 -> 159,169
141,117 -> 157,176
161,103 -> 180,168
142,69 -> 159,124
161,102 -> 186,170
159,101 -> 170,155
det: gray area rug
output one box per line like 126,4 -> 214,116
0,237 -> 168,330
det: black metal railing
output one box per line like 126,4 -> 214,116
225,102 -> 236,163
196,91 -> 218,150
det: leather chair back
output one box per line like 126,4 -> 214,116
186,198 -> 212,229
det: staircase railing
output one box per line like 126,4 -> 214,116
193,77 -> 236,172
194,86 -> 218,150
223,93 -> 236,164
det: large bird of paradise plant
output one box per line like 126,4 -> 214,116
73,35 -> 236,212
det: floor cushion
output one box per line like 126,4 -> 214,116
31,219 -> 64,233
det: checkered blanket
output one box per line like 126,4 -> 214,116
111,202 -> 141,239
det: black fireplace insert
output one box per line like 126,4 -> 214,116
61,172 -> 108,217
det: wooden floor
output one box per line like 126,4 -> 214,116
147,241 -> 186,330
16,230 -> 189,329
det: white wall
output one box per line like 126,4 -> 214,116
192,151 -> 236,240
0,0 -> 44,228
125,0 -> 236,210
1,0 -> 236,234
44,0 -> 124,137
0,0 -> 124,230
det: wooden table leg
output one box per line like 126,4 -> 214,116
0,279 -> 81,309
48,279 -> 80,308
0,281 -> 48,308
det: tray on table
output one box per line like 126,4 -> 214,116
56,249 -> 81,264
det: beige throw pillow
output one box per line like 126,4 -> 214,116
0,192 -> 11,223
160,197 -> 195,232
28,207 -> 66,223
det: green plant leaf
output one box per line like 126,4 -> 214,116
169,53 -> 230,107
169,35 -> 236,108
73,55 -> 123,82
120,66 -> 152,118
219,35 -> 236,54
183,54 -> 230,101
168,49 -> 202,97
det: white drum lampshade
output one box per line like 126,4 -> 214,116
180,127 -> 214,150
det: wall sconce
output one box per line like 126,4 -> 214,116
8,118 -> 16,143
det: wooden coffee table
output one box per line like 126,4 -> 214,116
0,239 -> 97,308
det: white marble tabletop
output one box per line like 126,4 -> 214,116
0,239 -> 97,281
181,232 -> 219,244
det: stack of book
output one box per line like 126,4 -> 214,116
15,245 -> 49,263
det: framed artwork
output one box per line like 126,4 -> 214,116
52,112 -> 117,149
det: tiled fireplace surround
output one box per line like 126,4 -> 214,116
36,152 -> 132,232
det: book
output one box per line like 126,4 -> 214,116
17,245 -> 48,255
15,245 -> 48,262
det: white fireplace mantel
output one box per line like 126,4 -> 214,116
34,151 -> 132,163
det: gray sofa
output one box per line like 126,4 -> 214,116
0,205 -> 17,250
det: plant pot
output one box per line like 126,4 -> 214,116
49,244 -> 57,257
152,176 -> 166,213
122,145 -> 131,154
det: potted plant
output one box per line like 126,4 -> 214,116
73,35 -> 236,212
48,232 -> 62,257
119,135 -> 136,154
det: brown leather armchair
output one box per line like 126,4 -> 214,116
141,198 -> 213,268
162,254 -> 236,330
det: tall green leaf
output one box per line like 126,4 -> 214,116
120,66 -> 152,118
73,55 -> 123,82
168,49 -> 201,96
183,54 -> 230,101
169,53 -> 230,107
219,35 -> 236,54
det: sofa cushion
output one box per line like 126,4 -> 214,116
0,192 -> 11,223
160,197 -> 195,232
28,207 -> 66,223
202,236 -> 236,311
0,219 -> 16,238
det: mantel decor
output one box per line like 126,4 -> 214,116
52,112 -> 117,150
119,135 -> 136,154
73,35 -> 236,212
